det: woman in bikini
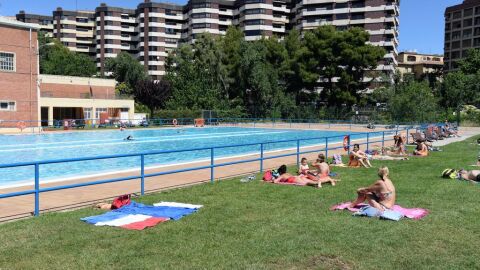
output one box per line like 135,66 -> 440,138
274,165 -> 320,188
349,166 -> 396,211
413,141 -> 428,156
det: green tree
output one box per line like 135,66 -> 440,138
40,38 -> 96,77
458,48 -> 480,75
105,52 -> 147,94
388,79 -> 439,123
166,34 -> 227,110
134,79 -> 171,116
300,26 -> 386,106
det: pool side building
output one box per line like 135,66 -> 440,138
0,17 -> 134,130
0,17 -> 39,128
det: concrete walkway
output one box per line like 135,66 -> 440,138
431,127 -> 480,147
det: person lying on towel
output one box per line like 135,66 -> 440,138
274,165 -> 320,188
458,169 -> 480,183
350,166 -> 396,211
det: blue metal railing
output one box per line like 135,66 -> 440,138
0,128 -> 414,217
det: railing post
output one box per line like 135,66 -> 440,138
260,143 -> 264,172
296,140 -> 300,165
34,163 -> 40,217
210,148 -> 214,183
382,131 -> 385,149
325,137 -> 329,159
289,119 -> 292,128
140,154 -> 145,195
366,133 -> 370,151
406,128 -> 410,144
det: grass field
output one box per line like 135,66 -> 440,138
0,136 -> 479,269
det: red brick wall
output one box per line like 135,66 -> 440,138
40,83 -> 116,99
0,25 -> 38,127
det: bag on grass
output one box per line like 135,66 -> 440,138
263,170 -> 273,181
111,194 -> 131,209
441,169 -> 458,179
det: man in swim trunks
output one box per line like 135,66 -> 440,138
350,166 -> 396,211
312,154 -> 336,186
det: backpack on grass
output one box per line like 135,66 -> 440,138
441,169 -> 458,179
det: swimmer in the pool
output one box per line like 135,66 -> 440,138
124,135 -> 134,141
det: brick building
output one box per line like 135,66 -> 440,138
0,17 -> 39,128
17,0 -> 399,80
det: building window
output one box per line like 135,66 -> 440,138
84,108 -> 92,119
95,108 -> 107,119
0,101 -> 16,111
0,52 -> 15,72
407,56 -> 416,62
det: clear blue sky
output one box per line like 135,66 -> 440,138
0,0 -> 464,55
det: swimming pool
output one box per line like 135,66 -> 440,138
0,127 -> 367,187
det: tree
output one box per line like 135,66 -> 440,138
40,37 -> 96,77
388,79 -> 439,123
300,26 -> 386,106
458,48 -> 480,75
166,34 -> 228,110
105,52 -> 147,94
134,79 -> 171,116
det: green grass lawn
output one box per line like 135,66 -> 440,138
1,137 -> 479,269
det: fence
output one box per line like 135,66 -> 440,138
0,127 -> 413,218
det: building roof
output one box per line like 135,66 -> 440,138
0,16 -> 40,30
398,51 -> 444,57
445,0 -> 480,14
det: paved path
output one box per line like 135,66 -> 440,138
431,127 -> 480,147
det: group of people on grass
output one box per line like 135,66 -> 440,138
264,131 -> 462,212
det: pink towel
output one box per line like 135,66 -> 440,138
265,181 -> 307,186
330,202 -> 429,220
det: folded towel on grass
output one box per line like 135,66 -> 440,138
330,202 -> 429,220
81,201 -> 200,230
153,202 -> 203,209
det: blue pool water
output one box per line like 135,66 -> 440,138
0,127 -> 368,186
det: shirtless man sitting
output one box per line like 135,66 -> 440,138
312,153 -> 337,186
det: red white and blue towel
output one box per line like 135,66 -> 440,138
81,201 -> 203,230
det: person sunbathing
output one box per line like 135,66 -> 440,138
350,144 -> 372,168
413,141 -> 428,156
274,165 -> 320,187
371,150 -> 409,161
312,154 -> 337,186
350,166 -> 396,211
458,169 -> 480,183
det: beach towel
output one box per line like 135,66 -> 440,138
81,201 -> 200,230
153,202 -> 203,209
352,206 -> 404,221
330,202 -> 429,220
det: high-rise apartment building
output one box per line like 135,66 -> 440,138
444,0 -> 480,72
16,0 -> 399,79
52,8 -> 96,57
292,0 -> 399,74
